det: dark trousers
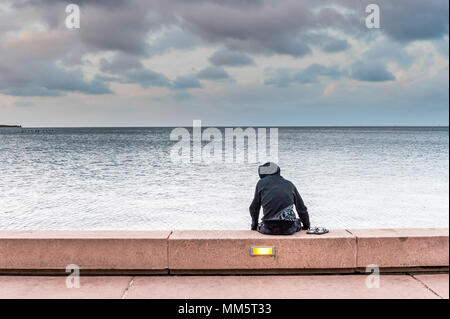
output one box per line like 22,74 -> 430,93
257,219 -> 302,235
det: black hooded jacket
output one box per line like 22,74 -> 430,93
249,163 -> 310,231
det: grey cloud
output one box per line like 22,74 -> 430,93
196,66 -> 233,81
0,29 -> 98,97
177,0 -> 448,54
14,0 -> 125,6
100,53 -> 143,73
101,65 -> 205,91
265,60 -> 395,86
265,64 -> 343,87
97,51 -> 171,88
177,1 -> 362,57
78,6 -> 158,55
10,0 -> 450,59
264,69 -> 293,88
95,74 -> 121,82
269,36 -> 312,57
321,39 -> 350,53
350,60 -> 395,82
209,49 -> 255,66
100,54 -> 229,89
1,0 -> 447,99
171,75 -> 202,90
0,59 -> 111,96
343,0 -> 449,43
16,0 -> 173,55
305,32 -> 350,53
362,39 -> 414,69
119,69 -> 171,88
378,0 -> 449,42
294,64 -> 342,83
148,27 -> 202,56
98,52 -> 170,88
0,87 -> 61,97
99,55 -> 174,89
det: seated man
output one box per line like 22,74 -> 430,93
249,162 -> 310,235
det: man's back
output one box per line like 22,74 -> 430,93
249,162 -> 310,235
256,174 -> 296,220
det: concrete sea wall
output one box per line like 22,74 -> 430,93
0,228 -> 448,275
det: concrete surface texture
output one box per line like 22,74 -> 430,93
348,228 -> 450,268
0,274 -> 447,299
169,230 -> 356,270
0,229 -> 448,274
0,231 -> 170,271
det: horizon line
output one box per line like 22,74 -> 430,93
6,125 -> 449,129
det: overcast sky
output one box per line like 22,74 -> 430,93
0,0 -> 448,126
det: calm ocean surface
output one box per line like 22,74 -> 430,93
0,127 -> 448,230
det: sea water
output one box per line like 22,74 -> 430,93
0,127 -> 448,230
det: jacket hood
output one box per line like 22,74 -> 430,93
258,162 -> 281,179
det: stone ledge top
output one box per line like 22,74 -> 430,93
169,229 -> 354,240
348,228 -> 449,238
0,229 -> 448,240
0,230 -> 172,239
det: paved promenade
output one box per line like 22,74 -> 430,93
0,273 -> 448,299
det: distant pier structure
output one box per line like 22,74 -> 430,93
0,125 -> 22,128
